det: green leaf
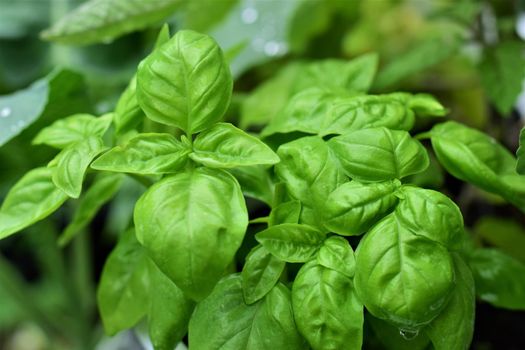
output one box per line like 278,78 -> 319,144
479,41 -> 525,115
518,127 -> 524,175
426,254 -> 475,350
97,229 -> 149,335
292,261 -> 363,350
51,136 -> 107,198
395,186 -> 464,249
33,113 -> 112,149
354,213 -> 454,329
134,167 -> 247,301
228,166 -> 274,206
0,167 -> 68,240
367,314 -> 431,350
407,93 -> 447,118
41,0 -> 182,45
58,173 -> 123,246
191,123 -> 279,168
474,217 -> 525,262
182,0 -> 238,32
91,133 -> 190,174
137,30 -> 232,134
255,223 -> 325,263
189,275 -> 305,350
323,180 -> 400,236
148,261 -> 194,350
430,121 -> 525,211
275,136 -> 347,229
241,245 -> 286,305
329,127 -> 429,181
269,200 -> 301,226
468,248 -> 525,310
113,76 -> 144,135
317,236 -> 356,278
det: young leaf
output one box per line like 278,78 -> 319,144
269,200 -> 301,226
33,113 -> 112,149
189,275 -> 306,350
148,261 -> 194,350
134,167 -> 248,301
323,180 -> 400,236
58,173 -> 124,246
468,248 -> 525,310
407,93 -> 447,118
113,76 -> 144,135
51,136 -> 107,198
317,236 -> 356,278
241,245 -> 286,305
137,30 -> 232,134
518,127 -> 524,175
255,224 -> 326,263
91,133 -> 190,174
329,127 -> 429,182
97,229 -> 149,335
41,0 -> 181,45
228,166 -> 274,206
191,123 -> 279,168
292,261 -> 363,350
0,167 -> 68,240
425,254 -> 475,350
354,213 -> 454,329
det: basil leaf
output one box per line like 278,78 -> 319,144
329,127 -> 429,182
354,213 -> 454,329
275,136 -> 347,229
324,180 -> 400,236
191,123 -> 279,168
430,121 -> 525,211
269,200 -> 301,226
41,0 -> 181,45
241,245 -> 286,305
395,186 -> 464,249
474,217 -> 525,262
97,229 -> 149,335
134,167 -> 248,301
426,254 -> 475,350
51,136 -> 107,198
255,223 -> 326,263
407,93 -> 447,118
517,127 -> 524,175
468,248 -> 525,310
317,236 -> 355,278
33,113 -> 112,149
367,314 -> 431,350
91,133 -> 190,174
113,76 -> 144,135
148,261 -> 194,350
189,275 -> 305,350
58,173 -> 123,246
137,30 -> 232,134
292,261 -> 363,350
0,167 -> 68,240
228,166 -> 274,206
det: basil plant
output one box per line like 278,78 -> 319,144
1,26 -> 524,350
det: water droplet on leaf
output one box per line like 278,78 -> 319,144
0,107 -> 12,118
241,7 -> 258,24
399,328 -> 419,340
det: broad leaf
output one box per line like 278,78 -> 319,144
33,113 -> 112,149
97,229 -> 149,335
323,180 -> 400,236
51,136 -> 107,198
191,123 -> 279,168
367,315 -> 431,350
518,127 -> 524,175
292,261 -> 363,350
255,223 -> 325,263
354,213 -> 454,329
134,167 -> 247,301
41,0 -> 182,45
317,236 -> 356,278
329,127 -> 429,181
0,167 -> 68,240
241,245 -> 285,305
137,30 -> 232,134
189,275 -> 305,350
91,133 -> 190,174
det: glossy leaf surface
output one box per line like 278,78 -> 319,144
317,236 -> 356,278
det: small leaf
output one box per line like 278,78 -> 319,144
113,76 -> 144,135
191,123 -> 279,168
0,167 -> 68,240
269,200 -> 301,226
33,113 -> 112,149
137,30 -> 232,133
517,127 -> 524,175
242,245 -> 286,305
329,127 -> 429,181
255,223 -> 325,263
91,133 -> 190,174
41,0 -> 182,45
51,136 -> 107,198
58,173 -> 123,246
97,229 -> 149,335
317,236 -> 356,278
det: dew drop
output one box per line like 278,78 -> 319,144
241,7 -> 258,24
399,329 -> 419,340
0,107 -> 12,118
263,41 -> 288,57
